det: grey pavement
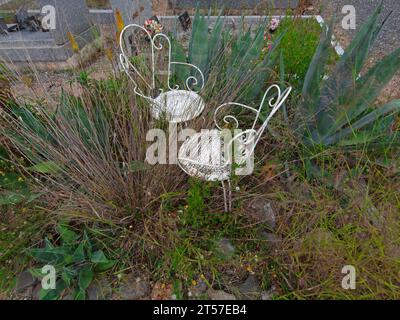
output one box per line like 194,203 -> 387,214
317,0 -> 400,58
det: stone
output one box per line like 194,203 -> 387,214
110,0 -> 152,25
62,290 -> 74,300
87,279 -> 112,300
87,284 -> 100,300
261,286 -> 277,300
37,0 -> 92,45
215,238 -> 235,259
16,271 -> 37,293
119,276 -> 151,300
0,26 -> 98,62
32,284 -> 41,300
207,289 -> 236,300
237,275 -> 260,300
245,198 -> 276,230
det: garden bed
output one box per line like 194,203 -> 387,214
1,4 -> 399,301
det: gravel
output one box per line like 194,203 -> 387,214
317,0 -> 400,58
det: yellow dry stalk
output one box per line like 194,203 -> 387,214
67,32 -> 80,53
115,8 -> 125,45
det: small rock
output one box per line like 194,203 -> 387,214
87,285 -> 99,300
32,284 -> 41,300
62,290 -> 74,300
88,279 -> 112,300
237,275 -> 260,300
119,275 -> 151,300
261,286 -> 277,300
215,238 -> 235,259
245,199 -> 276,230
16,271 -> 37,293
207,289 -> 236,300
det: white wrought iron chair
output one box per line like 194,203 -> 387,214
177,84 -> 292,212
119,24 -> 206,123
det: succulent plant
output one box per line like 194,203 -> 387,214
171,9 -> 282,103
299,3 -> 400,148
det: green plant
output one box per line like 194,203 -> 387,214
0,145 -> 38,206
267,17 -> 336,89
29,223 -> 115,300
171,9 -> 282,104
298,3 -> 400,149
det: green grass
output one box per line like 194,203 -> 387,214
266,17 -> 338,89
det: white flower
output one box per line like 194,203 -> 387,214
270,18 -> 280,31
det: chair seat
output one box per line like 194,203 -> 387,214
178,130 -> 231,182
151,90 -> 205,123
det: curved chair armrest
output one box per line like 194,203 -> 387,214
169,61 -> 205,92
214,102 -> 259,130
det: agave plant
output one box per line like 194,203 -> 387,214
298,3 -> 400,148
171,9 -> 282,104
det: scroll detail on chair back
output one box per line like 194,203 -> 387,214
119,24 -> 206,123
177,84 -> 292,212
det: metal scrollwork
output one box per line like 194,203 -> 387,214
119,24 -> 205,99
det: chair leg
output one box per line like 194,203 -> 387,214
227,179 -> 232,212
221,180 -> 228,212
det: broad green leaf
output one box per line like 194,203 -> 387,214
90,250 -> 109,264
74,289 -> 86,300
29,267 -> 46,279
78,266 -> 93,290
82,231 -> 93,258
39,288 -> 59,300
39,279 -> 67,300
61,268 -> 75,287
57,224 -> 78,245
29,246 -> 69,264
72,243 -> 86,263
95,260 -> 116,272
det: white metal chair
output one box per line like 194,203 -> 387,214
177,84 -> 292,212
119,24 -> 206,123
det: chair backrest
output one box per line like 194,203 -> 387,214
119,24 -> 205,101
214,84 -> 292,165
